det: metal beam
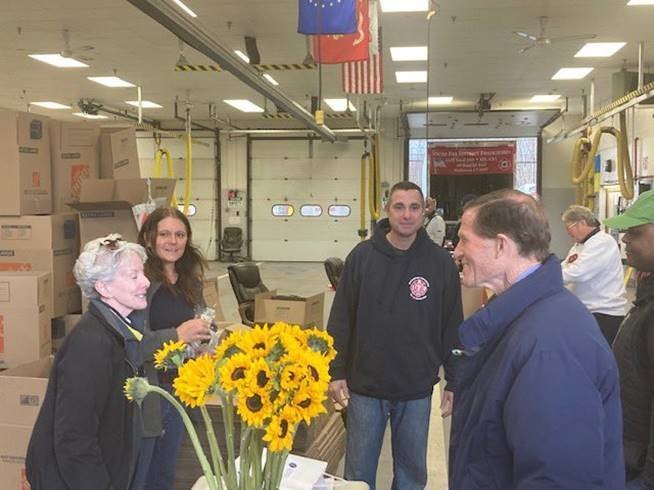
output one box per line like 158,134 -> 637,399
126,0 -> 336,142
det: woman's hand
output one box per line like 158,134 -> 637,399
176,318 -> 212,343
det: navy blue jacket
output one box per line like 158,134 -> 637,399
449,255 -> 624,489
327,218 -> 462,400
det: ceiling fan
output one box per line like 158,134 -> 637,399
513,16 -> 596,54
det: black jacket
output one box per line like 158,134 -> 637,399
26,301 -> 142,490
327,219 -> 463,400
614,274 -> 654,486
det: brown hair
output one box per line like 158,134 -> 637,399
464,189 -> 551,262
137,207 -> 207,305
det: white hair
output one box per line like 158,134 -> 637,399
74,233 -> 147,299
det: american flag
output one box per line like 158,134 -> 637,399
342,1 -> 382,94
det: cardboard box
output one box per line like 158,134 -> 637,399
100,127 -> 140,179
254,291 -> 324,328
0,423 -> 33,490
202,277 -> 226,322
50,120 -> 100,213
0,356 -> 51,427
0,272 -> 52,369
0,213 -> 79,252
0,214 -> 81,317
70,178 -> 176,245
0,109 -> 52,216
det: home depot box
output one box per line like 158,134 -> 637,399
0,423 -> 33,490
100,127 -> 141,179
0,272 -> 52,369
0,108 -> 52,216
50,120 -> 100,213
254,291 -> 325,328
0,356 -> 51,427
70,178 -> 176,246
0,214 -> 80,317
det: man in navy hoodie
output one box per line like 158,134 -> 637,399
327,181 -> 463,489
449,189 -> 624,489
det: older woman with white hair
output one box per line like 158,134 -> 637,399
26,234 -> 150,490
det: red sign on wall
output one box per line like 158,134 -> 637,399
429,144 -> 515,175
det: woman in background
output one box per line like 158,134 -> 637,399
133,207 -> 211,490
26,234 -> 150,490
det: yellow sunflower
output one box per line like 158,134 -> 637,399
214,330 -> 245,361
154,340 -> 187,370
244,357 -> 274,391
236,386 -> 274,428
303,350 -> 331,387
289,382 -> 327,424
240,324 -> 276,358
263,405 -> 298,452
305,328 -> 336,362
219,353 -> 251,393
173,354 -> 218,408
279,362 -> 305,393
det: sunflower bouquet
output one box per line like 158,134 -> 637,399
125,322 -> 336,490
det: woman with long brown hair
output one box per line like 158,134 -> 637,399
133,207 -> 212,490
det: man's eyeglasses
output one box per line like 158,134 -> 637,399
565,222 -> 578,231
100,236 -> 125,250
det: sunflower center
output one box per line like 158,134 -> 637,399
232,367 -> 246,381
279,419 -> 289,438
298,398 -> 312,408
256,370 -> 270,387
309,365 -> 319,381
247,394 -> 263,412
254,342 -> 266,350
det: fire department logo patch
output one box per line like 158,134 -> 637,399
567,253 -> 578,264
409,276 -> 430,301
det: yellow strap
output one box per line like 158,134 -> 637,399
126,325 -> 143,341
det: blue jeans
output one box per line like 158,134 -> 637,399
132,385 -> 185,490
344,391 -> 432,490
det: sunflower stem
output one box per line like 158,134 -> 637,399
146,386 -> 219,490
220,391 -> 239,489
200,405 -> 227,489
270,450 -> 289,490
238,426 -> 251,490
251,431 -> 263,489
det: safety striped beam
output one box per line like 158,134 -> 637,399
175,63 -> 318,72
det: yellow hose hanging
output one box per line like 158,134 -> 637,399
183,131 -> 192,216
369,134 -> 381,221
359,150 -> 370,240
153,148 -> 178,207
571,111 -> 634,207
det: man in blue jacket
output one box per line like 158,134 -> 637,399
449,189 -> 624,489
327,181 -> 463,490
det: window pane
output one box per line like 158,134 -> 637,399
300,204 -> 322,217
272,204 -> 294,217
328,204 -> 351,217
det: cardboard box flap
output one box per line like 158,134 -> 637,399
59,123 -> 99,148
78,179 -> 115,202
0,356 -> 52,426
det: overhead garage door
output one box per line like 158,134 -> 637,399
250,138 -> 364,262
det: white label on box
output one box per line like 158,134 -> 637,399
0,282 -> 9,302
0,225 -> 31,241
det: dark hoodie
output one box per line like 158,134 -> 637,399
327,218 -> 463,400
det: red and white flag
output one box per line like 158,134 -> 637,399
342,0 -> 383,94
312,0 -> 369,64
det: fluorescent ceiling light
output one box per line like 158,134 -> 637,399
428,96 -> 453,105
87,76 -> 135,88
172,0 -> 197,17
263,73 -> 279,85
324,98 -> 356,112
30,101 -> 71,109
395,71 -> 428,83
390,46 -> 428,61
551,67 -> 594,80
72,112 -> 108,120
575,42 -> 626,57
125,100 -> 163,108
380,0 -> 429,12
234,50 -> 250,63
627,0 -> 654,5
28,54 -> 89,68
223,99 -> 264,112
530,94 -> 561,103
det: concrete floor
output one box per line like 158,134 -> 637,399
208,260 -> 450,489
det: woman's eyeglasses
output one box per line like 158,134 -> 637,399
100,236 -> 125,250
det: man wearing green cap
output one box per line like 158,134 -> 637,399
605,189 -> 654,490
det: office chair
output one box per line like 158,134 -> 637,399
227,262 -> 268,325
323,257 -> 344,290
220,226 -> 243,262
